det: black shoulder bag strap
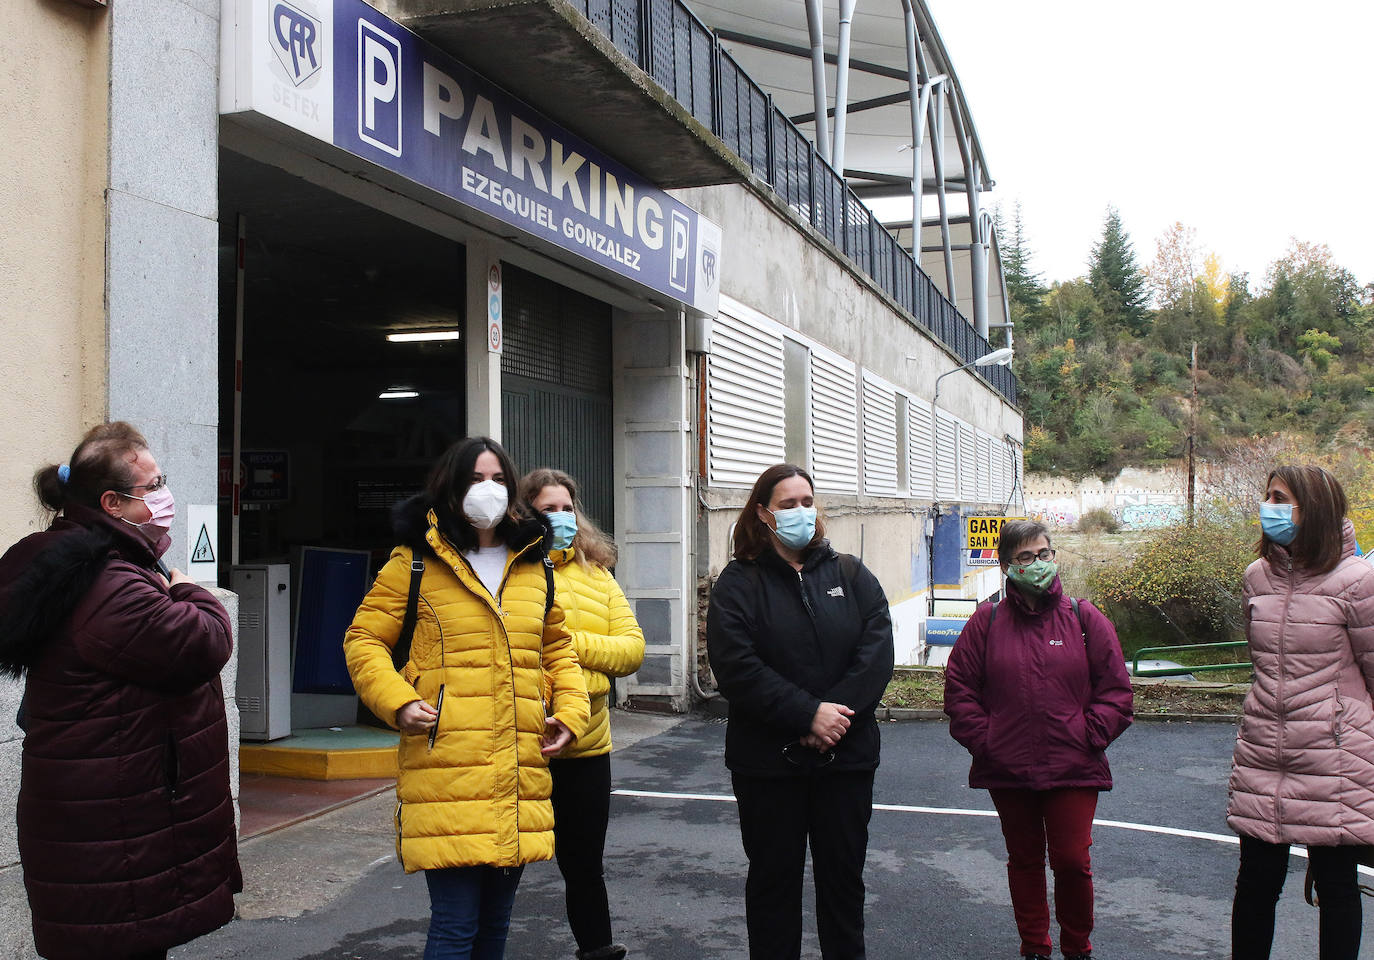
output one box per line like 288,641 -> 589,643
543,552 -> 556,617
838,553 -> 860,591
391,553 -> 425,671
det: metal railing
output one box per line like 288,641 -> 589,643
1132,642 -> 1250,678
570,0 -> 1018,406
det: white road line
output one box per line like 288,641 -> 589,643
613,788 -> 1374,873
615,789 -> 737,803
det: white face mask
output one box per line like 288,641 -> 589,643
462,479 -> 509,530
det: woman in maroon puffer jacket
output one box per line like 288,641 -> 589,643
1228,465 -> 1374,960
0,422 -> 241,960
944,519 -> 1133,960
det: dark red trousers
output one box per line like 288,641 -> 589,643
989,787 -> 1099,958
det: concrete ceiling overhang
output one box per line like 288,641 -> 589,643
383,0 -> 750,189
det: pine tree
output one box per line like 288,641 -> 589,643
1088,206 -> 1150,336
1000,202 -> 1045,319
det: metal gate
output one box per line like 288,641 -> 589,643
500,265 -> 615,531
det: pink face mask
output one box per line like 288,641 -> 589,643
121,486 -> 176,538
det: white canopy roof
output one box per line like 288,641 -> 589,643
688,0 -> 992,198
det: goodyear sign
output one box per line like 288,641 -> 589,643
966,516 -> 1025,567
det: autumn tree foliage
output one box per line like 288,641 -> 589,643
1011,209 -> 1374,479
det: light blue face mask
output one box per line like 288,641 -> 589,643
768,505 -> 817,550
546,511 -> 578,551
1260,502 -> 1297,546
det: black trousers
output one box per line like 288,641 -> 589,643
731,770 -> 874,960
550,753 -> 615,952
1232,835 -> 1363,960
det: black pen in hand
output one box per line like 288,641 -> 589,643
428,685 -> 445,751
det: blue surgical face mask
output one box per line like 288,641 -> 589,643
546,510 -> 577,551
1260,502 -> 1298,546
768,505 -> 817,551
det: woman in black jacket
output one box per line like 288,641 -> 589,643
706,463 -> 894,960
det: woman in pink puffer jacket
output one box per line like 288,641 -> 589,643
1228,465 -> 1374,960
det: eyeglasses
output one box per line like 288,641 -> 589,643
121,474 -> 168,494
1011,547 -> 1055,565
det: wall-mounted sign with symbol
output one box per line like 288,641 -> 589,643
186,504 -> 219,583
487,260 -> 502,354
966,515 -> 1026,567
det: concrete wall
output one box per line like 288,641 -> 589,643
106,0 -> 222,572
0,4 -> 111,956
676,183 -> 1021,441
678,182 -> 1021,670
0,5 -> 111,543
1,0 -> 235,951
1026,466 -> 1191,529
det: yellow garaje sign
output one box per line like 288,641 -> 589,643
965,516 -> 1027,550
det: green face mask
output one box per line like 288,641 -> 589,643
1007,558 -> 1057,593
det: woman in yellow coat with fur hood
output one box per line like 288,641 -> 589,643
345,438 -> 589,960
522,468 -> 646,960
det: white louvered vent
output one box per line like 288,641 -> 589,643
976,431 -> 993,503
958,422 -> 977,502
861,373 -> 899,495
707,311 -> 786,487
934,409 -> 958,501
810,350 -> 859,494
990,437 -> 1006,505
908,398 -> 934,500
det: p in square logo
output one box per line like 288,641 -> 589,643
270,0 -> 323,88
668,211 -> 691,294
358,19 -> 402,157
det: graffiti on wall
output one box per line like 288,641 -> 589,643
1030,508 -> 1079,528
1026,487 -> 1188,530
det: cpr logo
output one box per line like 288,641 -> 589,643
358,19 -> 402,157
270,0 -> 323,87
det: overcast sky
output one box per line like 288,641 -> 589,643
924,0 -> 1373,290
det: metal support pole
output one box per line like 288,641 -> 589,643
899,0 -> 924,302
929,87 -> 956,301
988,225 -> 1014,350
948,93 -> 988,338
231,214 -> 246,566
803,0 -> 831,164
831,0 -> 858,173
969,167 -> 990,338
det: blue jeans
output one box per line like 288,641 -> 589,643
423,865 -> 524,960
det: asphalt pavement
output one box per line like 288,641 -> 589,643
174,713 -> 1371,959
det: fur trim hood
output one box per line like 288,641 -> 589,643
391,494 -> 553,557
0,506 -> 156,677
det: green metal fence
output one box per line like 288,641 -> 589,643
1131,641 -> 1249,678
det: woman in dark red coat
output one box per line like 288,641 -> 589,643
0,422 -> 241,960
943,519 -> 1133,960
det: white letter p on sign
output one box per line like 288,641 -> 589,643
358,20 -> 402,157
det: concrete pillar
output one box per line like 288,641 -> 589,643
466,239 -> 503,440
613,308 -> 693,709
105,0 -> 221,573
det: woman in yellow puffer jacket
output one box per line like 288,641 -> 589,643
345,438 -> 589,960
521,468 -> 646,960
